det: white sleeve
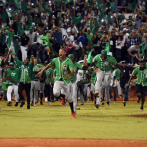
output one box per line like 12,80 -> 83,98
79,42 -> 83,48
70,36 -> 74,42
73,42 -> 76,47
113,70 -> 116,77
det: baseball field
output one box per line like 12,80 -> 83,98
0,100 -> 147,147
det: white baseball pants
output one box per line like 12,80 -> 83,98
70,82 -> 77,113
95,70 -> 111,101
91,83 -> 100,105
7,84 -> 19,102
53,81 -> 72,103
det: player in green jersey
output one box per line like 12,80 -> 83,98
126,59 -> 147,110
90,50 -> 123,106
37,49 -> 76,118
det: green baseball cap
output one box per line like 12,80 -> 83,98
68,54 -> 75,59
9,62 -> 14,66
101,50 -> 107,55
93,44 -> 97,48
4,26 -> 10,30
29,26 -> 34,30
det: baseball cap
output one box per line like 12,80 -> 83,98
29,26 -> 34,30
9,62 -> 14,66
101,50 -> 107,55
67,29 -> 71,33
68,54 -> 75,59
123,28 -> 128,32
107,52 -> 112,56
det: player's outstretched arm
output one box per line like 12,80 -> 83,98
3,49 -> 12,64
36,63 -> 51,78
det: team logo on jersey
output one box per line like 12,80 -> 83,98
63,65 -> 68,71
11,72 -> 16,76
104,61 -> 109,66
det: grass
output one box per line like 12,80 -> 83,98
0,101 -> 147,140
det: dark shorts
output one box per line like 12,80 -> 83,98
136,84 -> 147,95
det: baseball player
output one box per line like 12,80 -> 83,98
109,68 -> 120,103
86,68 -> 99,107
37,49 -> 76,118
44,68 -> 54,105
11,52 -> 34,109
68,54 -> 92,113
0,50 -> 12,111
91,50 -> 123,107
31,58 -> 44,105
7,62 -> 20,106
126,59 -> 147,110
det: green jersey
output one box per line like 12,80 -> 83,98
14,57 -> 34,84
70,62 -> 83,83
31,64 -> 44,80
93,54 -> 117,72
7,68 -> 20,84
45,68 -> 54,85
88,70 -> 96,85
50,57 -> 75,85
132,67 -> 147,86
115,69 -> 120,81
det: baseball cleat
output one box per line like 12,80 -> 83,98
140,107 -> 143,111
76,108 -> 80,110
137,98 -> 140,103
72,112 -> 76,118
7,102 -> 12,106
20,102 -> 25,107
123,101 -> 126,106
95,104 -> 99,109
15,102 -> 18,107
40,101 -> 43,105
102,102 -> 104,105
62,98 -> 66,105
94,92 -> 99,97
27,105 -> 30,109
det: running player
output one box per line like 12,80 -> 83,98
36,49 -> 76,118
90,50 -> 123,106
126,59 -> 147,110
